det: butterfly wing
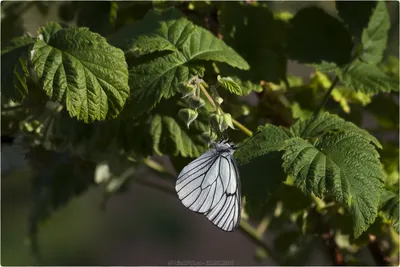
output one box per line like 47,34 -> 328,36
176,148 -> 241,231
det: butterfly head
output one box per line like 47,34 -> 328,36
212,140 -> 236,154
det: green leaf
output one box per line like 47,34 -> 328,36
240,151 -> 286,219
229,77 -> 263,96
38,22 -> 63,43
126,52 -> 201,117
361,1 -> 390,64
235,124 -> 290,218
281,132 -> 385,237
150,114 -> 207,158
336,1 -> 377,39
111,8 -> 248,117
290,112 -> 381,149
235,124 -> 292,165
311,61 -> 338,73
219,2 -> 287,83
287,6 -> 353,66
111,8 -> 248,67
148,97 -> 209,158
380,190 -> 399,233
339,60 -> 399,94
1,36 -> 35,102
31,27 -> 130,122
217,75 -> 242,95
150,114 -> 163,155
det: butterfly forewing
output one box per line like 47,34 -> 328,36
175,142 -> 241,232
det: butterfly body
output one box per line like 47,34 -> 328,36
175,141 -> 241,232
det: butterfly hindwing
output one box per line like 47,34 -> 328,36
176,142 -> 241,232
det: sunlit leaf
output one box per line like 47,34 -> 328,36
31,28 -> 130,122
282,132 -> 385,237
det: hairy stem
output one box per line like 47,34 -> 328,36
141,158 -> 280,264
198,83 -> 217,110
313,76 -> 339,116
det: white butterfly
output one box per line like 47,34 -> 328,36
175,140 -> 241,232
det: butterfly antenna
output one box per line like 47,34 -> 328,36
237,130 -> 262,149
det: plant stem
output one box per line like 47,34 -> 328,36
142,158 -> 176,182
198,83 -> 217,109
141,157 -> 280,264
313,76 -> 339,116
232,119 -> 253,137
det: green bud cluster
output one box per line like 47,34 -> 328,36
178,82 -> 196,98
210,112 -> 235,132
177,76 -> 235,137
178,108 -> 198,129
177,77 -> 207,129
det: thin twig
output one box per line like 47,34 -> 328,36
232,119 -> 253,137
142,158 -> 176,182
198,83 -> 217,110
313,76 -> 339,116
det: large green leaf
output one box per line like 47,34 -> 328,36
31,27 -> 130,122
290,112 -> 381,148
39,22 -> 63,43
127,52 -> 201,117
281,132 -> 385,237
219,2 -> 287,84
148,96 -> 209,158
339,59 -> 399,94
110,8 -> 249,117
287,6 -> 353,66
1,36 -> 35,102
240,151 -> 286,219
361,1 -> 390,64
234,124 -> 290,219
149,114 -> 208,158
235,124 -> 292,165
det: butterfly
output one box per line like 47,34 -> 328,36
175,140 -> 241,232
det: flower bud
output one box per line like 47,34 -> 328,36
241,105 -> 250,116
178,82 -> 196,98
223,113 -> 235,129
187,95 -> 205,110
210,113 -> 228,132
215,96 -> 224,105
178,108 -> 198,128
201,131 -> 218,143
